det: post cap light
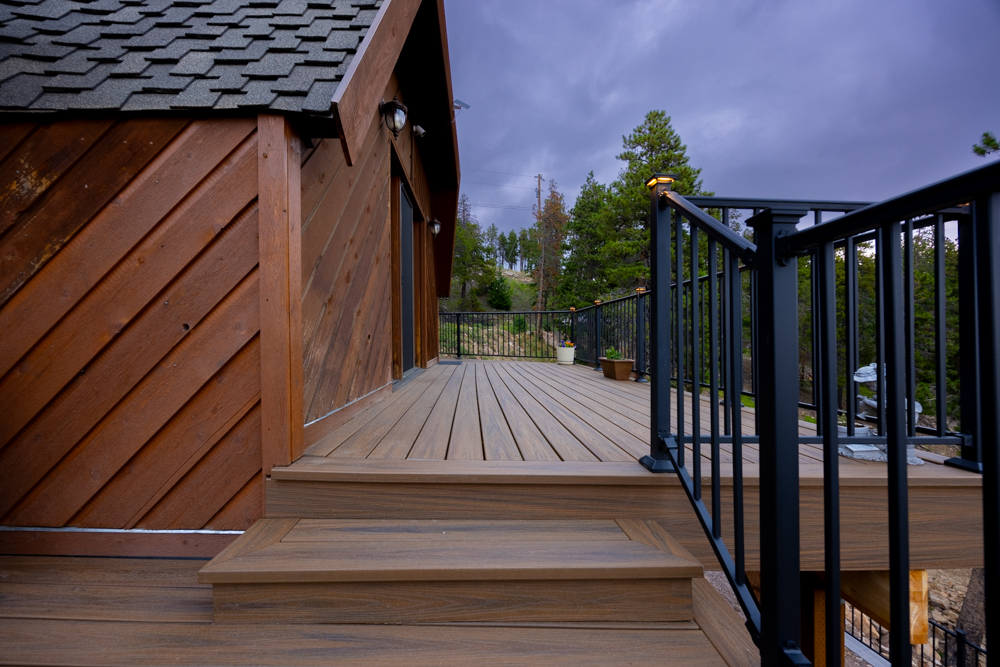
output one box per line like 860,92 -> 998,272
380,96 -> 408,138
645,173 -> 678,189
594,299 -> 602,304
428,218 -> 441,237
569,307 -> 575,312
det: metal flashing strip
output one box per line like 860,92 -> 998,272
844,633 -> 891,667
0,526 -> 243,535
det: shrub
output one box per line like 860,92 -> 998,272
511,315 -> 528,334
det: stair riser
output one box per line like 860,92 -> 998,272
212,578 -> 692,624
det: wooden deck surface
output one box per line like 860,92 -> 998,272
304,360 -> 977,482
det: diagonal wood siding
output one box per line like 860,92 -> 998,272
300,114 -> 394,426
0,118 -> 263,533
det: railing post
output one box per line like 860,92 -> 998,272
570,307 -> 576,349
640,174 -> 677,473
747,207 -> 808,666
456,312 -> 462,359
974,191 -> 1000,659
594,300 -> 603,371
635,289 -> 648,382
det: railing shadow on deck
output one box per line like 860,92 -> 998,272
642,163 -> 1000,666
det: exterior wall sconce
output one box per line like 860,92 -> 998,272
380,96 -> 407,138
428,219 -> 441,237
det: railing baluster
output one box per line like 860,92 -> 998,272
722,248 -> 732,436
691,225 -> 701,501
879,220 -> 912,666
676,211 -> 686,469
904,218 -> 916,437
729,251 -> 745,582
845,236 -> 858,436
708,238 -> 721,539
818,239 -> 841,667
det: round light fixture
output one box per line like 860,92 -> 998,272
428,219 -> 441,237
380,96 -> 408,138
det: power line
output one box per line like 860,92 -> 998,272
462,180 -> 537,191
465,168 -> 539,179
469,203 -> 533,210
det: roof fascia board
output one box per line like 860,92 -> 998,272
332,0 -> 421,166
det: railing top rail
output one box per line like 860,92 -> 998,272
572,291 -> 646,313
665,191 -> 757,261
784,157 -> 1000,253
685,196 -> 872,212
439,310 -> 571,316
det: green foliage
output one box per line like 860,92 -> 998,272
510,315 -> 528,334
447,194 -> 492,310
604,347 -> 623,360
486,274 -> 513,311
973,131 -> 999,157
555,111 -> 710,309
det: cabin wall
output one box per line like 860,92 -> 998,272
300,74 -> 441,434
0,118 -> 264,538
300,112 -> 394,427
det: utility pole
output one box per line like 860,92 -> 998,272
537,173 -> 544,311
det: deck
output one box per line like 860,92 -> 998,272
279,360 -> 983,571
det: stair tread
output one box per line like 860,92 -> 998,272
199,519 -> 703,584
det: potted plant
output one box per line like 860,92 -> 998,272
556,340 -> 575,365
599,347 -> 633,381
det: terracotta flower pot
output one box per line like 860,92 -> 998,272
599,358 -> 633,381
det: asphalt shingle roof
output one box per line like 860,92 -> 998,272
0,0 -> 380,115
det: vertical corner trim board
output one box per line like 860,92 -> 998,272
258,114 -> 305,473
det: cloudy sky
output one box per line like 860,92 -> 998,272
441,0 -> 1000,236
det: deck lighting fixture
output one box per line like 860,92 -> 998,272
380,96 -> 408,138
428,219 -> 441,237
645,174 -> 677,189
569,307 -> 575,312
594,300 -> 602,305
636,287 -> 646,293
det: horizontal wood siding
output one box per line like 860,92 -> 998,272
0,118 -> 263,536
300,114 -> 393,427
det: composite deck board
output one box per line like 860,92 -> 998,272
488,363 -> 576,461
475,363 -> 521,461
299,361 -> 971,482
448,363 -> 484,460
367,365 -> 457,459
408,364 -> 463,459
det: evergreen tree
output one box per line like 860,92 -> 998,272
554,172 -> 610,308
533,180 -> 569,310
451,194 -> 490,308
484,223 -> 500,264
973,131 -> 998,157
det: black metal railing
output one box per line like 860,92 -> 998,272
438,310 -> 570,359
642,160 -> 1000,666
846,602 -> 988,667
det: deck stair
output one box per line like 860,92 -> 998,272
199,518 -> 702,625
